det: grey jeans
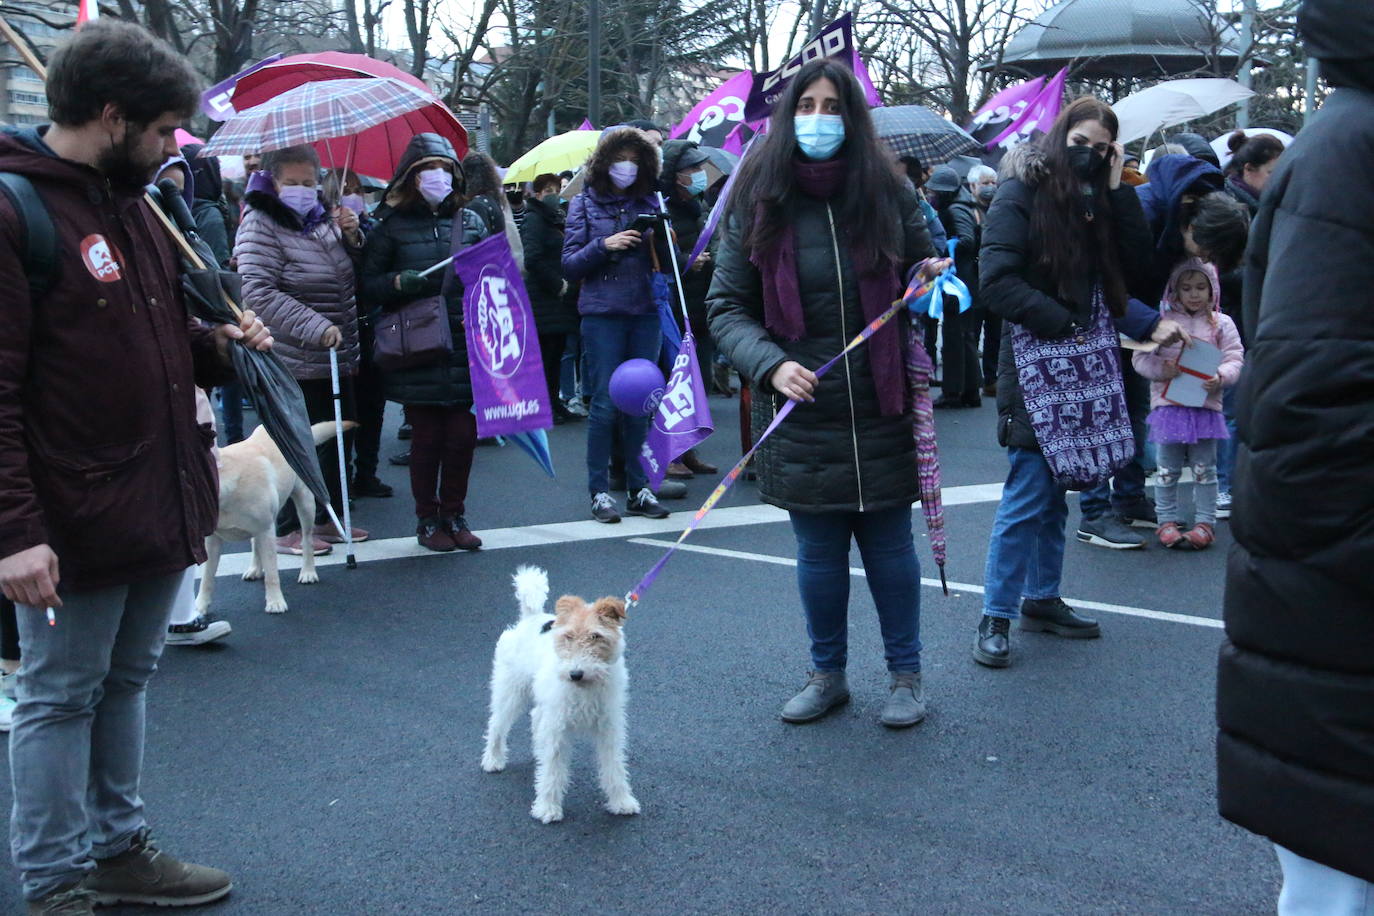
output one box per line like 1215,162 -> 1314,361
9,571 -> 182,900
1154,439 -> 1219,526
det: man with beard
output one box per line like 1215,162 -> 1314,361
0,20 -> 271,915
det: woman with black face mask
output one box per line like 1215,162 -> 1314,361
972,96 -> 1187,669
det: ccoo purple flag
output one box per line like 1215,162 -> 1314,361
965,75 -> 1046,149
670,70 -> 753,148
455,233 -> 554,438
988,67 -> 1067,152
639,333 -> 714,490
744,14 -> 879,122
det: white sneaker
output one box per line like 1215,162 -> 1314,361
0,694 -> 15,732
166,615 -> 232,646
1,669 -> 16,701
564,398 -> 589,418
1215,491 -> 1232,520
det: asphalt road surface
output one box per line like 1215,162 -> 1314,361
0,389 -> 1280,914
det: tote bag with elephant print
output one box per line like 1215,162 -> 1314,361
1010,287 -> 1135,490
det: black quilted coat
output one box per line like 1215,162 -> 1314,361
706,182 -> 934,513
1216,0 -> 1374,881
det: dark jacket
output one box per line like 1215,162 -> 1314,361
943,187 -> 984,296
659,140 -> 714,321
235,188 -> 361,380
182,143 -> 233,267
1135,154 -> 1225,304
1217,51 -> 1374,882
519,195 -> 577,335
707,182 -> 935,513
466,194 -> 504,238
562,186 -> 662,317
360,134 -> 487,407
982,145 -> 1157,450
0,127 -> 229,590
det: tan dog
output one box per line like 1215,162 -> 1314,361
195,421 -> 354,615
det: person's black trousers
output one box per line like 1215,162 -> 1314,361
353,321 -> 387,483
940,303 -> 982,401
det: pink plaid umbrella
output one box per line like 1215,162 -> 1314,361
203,77 -> 452,176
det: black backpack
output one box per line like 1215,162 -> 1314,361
0,171 -> 57,301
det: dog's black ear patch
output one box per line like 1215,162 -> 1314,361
540,619 -> 554,634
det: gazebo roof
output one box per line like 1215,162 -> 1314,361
989,0 -> 1243,79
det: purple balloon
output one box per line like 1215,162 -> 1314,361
609,358 -> 666,417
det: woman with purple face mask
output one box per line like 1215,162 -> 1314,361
562,127 -> 672,524
234,144 -> 368,554
360,133 -> 490,553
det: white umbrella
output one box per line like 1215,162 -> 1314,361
1210,127 -> 1294,168
1112,78 -> 1255,144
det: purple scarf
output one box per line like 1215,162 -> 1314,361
750,157 -> 904,416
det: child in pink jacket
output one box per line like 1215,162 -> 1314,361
1132,258 -> 1244,550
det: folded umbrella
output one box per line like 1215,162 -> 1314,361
148,181 -> 335,523
498,429 -> 556,479
872,106 -> 983,167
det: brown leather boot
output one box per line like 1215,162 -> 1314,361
681,449 -> 718,475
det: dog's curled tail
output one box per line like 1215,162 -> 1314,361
512,566 -> 549,618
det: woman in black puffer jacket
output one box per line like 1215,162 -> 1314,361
708,60 -> 937,729
360,133 -> 489,553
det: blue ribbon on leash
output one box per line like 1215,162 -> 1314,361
918,239 -> 972,320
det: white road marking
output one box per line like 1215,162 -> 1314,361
204,482 -> 1004,580
626,538 -> 1224,630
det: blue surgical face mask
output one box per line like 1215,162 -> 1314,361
687,170 -> 708,196
794,113 -> 845,160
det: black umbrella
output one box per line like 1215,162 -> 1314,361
149,180 -> 346,559
871,105 -> 983,166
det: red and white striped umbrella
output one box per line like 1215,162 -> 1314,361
204,77 -> 439,162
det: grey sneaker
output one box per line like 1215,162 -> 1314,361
27,883 -> 94,916
880,672 -> 926,728
85,828 -> 232,908
165,615 -> 232,647
1215,490 -> 1232,520
1075,514 -> 1145,549
780,670 -> 850,723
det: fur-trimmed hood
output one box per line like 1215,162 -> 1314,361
997,144 -> 1049,186
585,127 -> 660,199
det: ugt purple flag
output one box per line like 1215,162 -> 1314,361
640,333 -> 713,490
988,67 -> 1067,152
744,13 -> 880,122
455,233 -> 553,438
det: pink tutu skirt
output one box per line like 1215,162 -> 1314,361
1147,406 -> 1229,444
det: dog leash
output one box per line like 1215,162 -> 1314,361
625,264 -> 942,608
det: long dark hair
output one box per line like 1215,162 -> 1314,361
728,59 -> 904,272
463,151 -> 503,203
1029,96 -> 1129,316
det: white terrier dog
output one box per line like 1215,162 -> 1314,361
481,566 -> 639,824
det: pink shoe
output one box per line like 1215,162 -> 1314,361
318,524 -> 369,544
1157,522 -> 1184,549
1182,522 -> 1214,550
275,531 -> 332,556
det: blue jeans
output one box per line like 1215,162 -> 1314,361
215,381 -> 245,445
984,447 -> 1069,619
559,330 -> 583,401
1080,358 -> 1150,518
788,505 -> 923,673
1217,383 -> 1239,494
9,572 -> 182,900
581,314 -> 661,495
1276,844 -> 1374,915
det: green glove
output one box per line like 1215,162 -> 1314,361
396,270 -> 428,295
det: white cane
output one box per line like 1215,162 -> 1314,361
328,346 -> 357,570
655,192 -> 693,329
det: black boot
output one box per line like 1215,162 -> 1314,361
973,615 -> 1011,668
1019,597 -> 1101,638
